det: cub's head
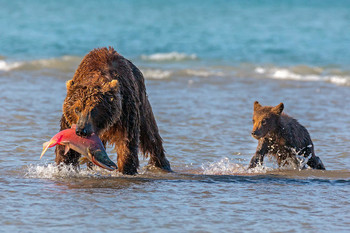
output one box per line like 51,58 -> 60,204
63,79 -> 121,137
251,101 -> 284,139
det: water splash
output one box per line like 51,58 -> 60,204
25,163 -> 118,179
201,157 -> 272,175
291,145 -> 313,170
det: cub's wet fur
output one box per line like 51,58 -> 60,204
249,101 -> 325,170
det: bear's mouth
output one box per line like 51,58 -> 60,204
251,131 -> 263,139
252,134 -> 261,140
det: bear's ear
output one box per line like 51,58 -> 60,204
107,79 -> 119,91
272,103 -> 284,115
66,80 -> 74,90
254,101 -> 262,111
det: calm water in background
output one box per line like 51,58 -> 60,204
1,0 -> 350,232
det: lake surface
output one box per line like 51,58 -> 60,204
1,0 -> 350,232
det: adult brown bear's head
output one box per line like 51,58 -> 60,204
63,79 -> 121,137
251,101 -> 284,139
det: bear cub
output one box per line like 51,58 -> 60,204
249,101 -> 325,170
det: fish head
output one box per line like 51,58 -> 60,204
87,148 -> 117,171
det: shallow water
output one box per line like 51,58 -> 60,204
1,0 -> 350,232
1,63 -> 350,232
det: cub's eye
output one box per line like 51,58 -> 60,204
74,107 -> 80,114
252,119 -> 255,124
262,119 -> 267,125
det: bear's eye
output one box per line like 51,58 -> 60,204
252,119 -> 255,124
74,107 -> 80,114
262,119 -> 267,125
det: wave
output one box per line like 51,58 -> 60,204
0,56 -> 81,72
183,69 -> 225,77
1,55 -> 349,86
141,69 -> 173,79
140,52 -> 197,62
141,65 -> 350,85
0,60 -> 22,71
254,66 -> 350,86
139,67 -> 226,80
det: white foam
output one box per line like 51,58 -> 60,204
141,52 -> 197,62
141,69 -> 172,79
327,75 -> 349,85
271,68 -> 321,81
254,66 -> 350,86
254,67 -> 266,74
0,60 -> 22,71
201,157 -> 272,175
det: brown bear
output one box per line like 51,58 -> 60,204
54,47 -> 171,175
249,101 -> 325,170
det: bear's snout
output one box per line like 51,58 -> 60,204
76,126 -> 91,137
75,110 -> 95,137
76,118 -> 94,137
251,130 -> 262,139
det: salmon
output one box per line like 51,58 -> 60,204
40,125 -> 117,171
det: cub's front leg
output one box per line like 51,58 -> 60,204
249,139 -> 269,169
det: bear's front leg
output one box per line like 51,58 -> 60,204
249,139 -> 269,169
148,153 -> 171,172
115,137 -> 140,175
307,155 -> 326,170
55,144 -> 81,167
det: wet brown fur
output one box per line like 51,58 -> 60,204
249,101 -> 325,170
55,47 -> 171,174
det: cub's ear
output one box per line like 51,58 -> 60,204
272,102 -> 284,115
66,80 -> 74,90
254,101 -> 262,111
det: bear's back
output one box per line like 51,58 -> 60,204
279,114 -> 314,152
72,47 -> 137,86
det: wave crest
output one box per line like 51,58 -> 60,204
0,60 -> 22,71
183,69 -> 224,77
1,55 -> 349,87
141,69 -> 172,79
141,52 -> 197,62
254,66 -> 350,86
0,56 -> 81,72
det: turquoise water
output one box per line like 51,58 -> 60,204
1,0 -> 350,66
1,1 -> 350,232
